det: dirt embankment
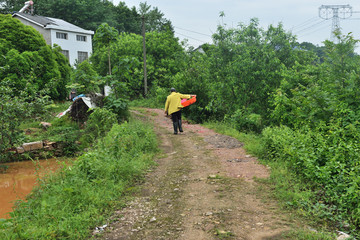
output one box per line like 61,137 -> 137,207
99,108 -> 298,240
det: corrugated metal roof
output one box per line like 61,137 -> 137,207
13,12 -> 94,35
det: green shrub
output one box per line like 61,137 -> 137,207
229,109 -> 263,133
81,108 -> 117,147
262,121 -> 360,235
104,96 -> 129,121
45,115 -> 81,156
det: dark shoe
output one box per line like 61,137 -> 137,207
173,122 -> 178,134
178,120 -> 183,132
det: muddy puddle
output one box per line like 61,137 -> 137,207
0,158 -> 65,219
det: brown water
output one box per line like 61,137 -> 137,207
0,159 -> 62,219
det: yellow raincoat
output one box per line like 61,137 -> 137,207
164,92 -> 191,115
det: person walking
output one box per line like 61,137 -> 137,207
164,88 -> 195,134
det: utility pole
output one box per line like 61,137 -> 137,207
319,5 -> 352,42
142,15 -> 148,96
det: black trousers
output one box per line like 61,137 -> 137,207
171,110 -> 182,123
171,110 -> 183,133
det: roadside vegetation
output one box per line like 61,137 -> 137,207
1,0 -> 360,238
0,120 -> 158,239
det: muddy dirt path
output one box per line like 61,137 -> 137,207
100,108 -> 297,240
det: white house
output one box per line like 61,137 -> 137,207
13,12 -> 94,66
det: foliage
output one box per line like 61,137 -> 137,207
228,109 -> 263,133
167,18 -> 314,126
270,32 -> 360,129
91,30 -> 184,98
93,23 -> 119,75
262,33 -> 360,236
0,15 -> 71,100
137,2 -> 173,33
281,229 -> 335,240
0,14 -> 46,52
69,60 -> 100,94
44,115 -> 81,156
170,51 -> 212,123
104,95 -> 129,122
298,41 -> 326,62
80,108 -> 117,147
262,116 -> 360,235
1,0 -> 173,35
0,120 -> 158,239
0,86 -> 28,162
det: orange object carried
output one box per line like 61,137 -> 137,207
181,97 -> 196,107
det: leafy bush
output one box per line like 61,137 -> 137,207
0,87 -> 29,162
104,96 -> 129,122
45,115 -> 81,156
81,108 -> 117,147
0,15 -> 72,101
69,60 -> 101,95
262,116 -> 360,235
229,109 -> 263,133
0,120 -> 158,239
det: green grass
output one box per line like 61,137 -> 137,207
281,229 -> 336,240
17,101 -> 75,144
0,119 -> 159,239
19,101 -> 72,131
129,97 -> 163,109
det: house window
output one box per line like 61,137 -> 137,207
77,51 -> 88,63
56,32 -> 68,39
76,35 -> 87,42
61,50 -> 69,61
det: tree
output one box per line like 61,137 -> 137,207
93,23 -> 119,76
298,41 -> 326,62
69,60 -> 100,94
0,14 -> 46,52
91,30 -> 184,98
1,0 -> 173,35
270,32 -> 360,129
206,19 -> 301,121
113,2 -> 140,34
31,0 -> 117,31
137,2 -> 174,33
0,14 -> 71,100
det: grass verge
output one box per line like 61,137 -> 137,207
0,119 -> 158,239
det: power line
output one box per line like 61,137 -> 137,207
291,17 -> 319,31
294,19 -> 328,34
298,22 -> 332,38
174,26 -> 212,37
175,32 -> 207,43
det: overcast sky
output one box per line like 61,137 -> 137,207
114,0 -> 360,49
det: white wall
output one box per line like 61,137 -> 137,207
50,30 -> 93,66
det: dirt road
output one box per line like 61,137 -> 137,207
100,108 -> 296,240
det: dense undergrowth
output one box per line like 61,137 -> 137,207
262,122 -> 360,237
0,119 -> 158,239
205,119 -> 360,238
